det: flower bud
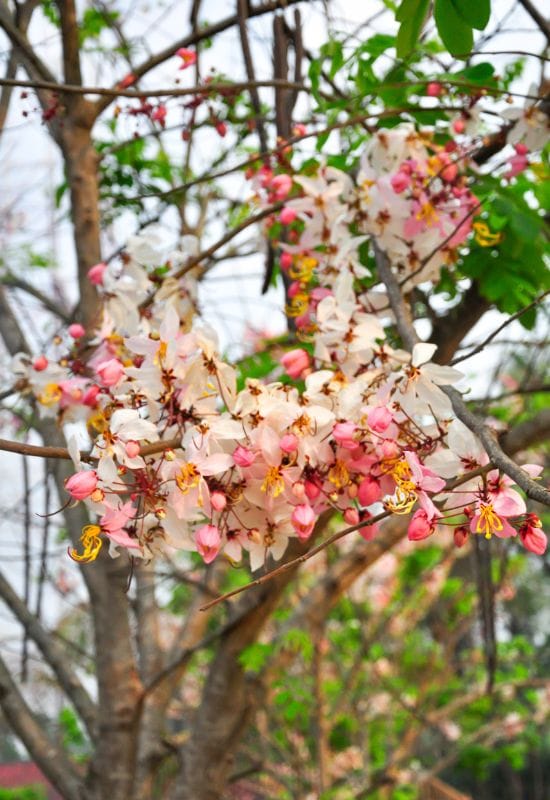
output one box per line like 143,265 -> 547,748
358,476 -> 381,507
233,445 -> 256,468
96,358 -> 125,387
333,421 -> 359,450
427,82 -> 444,97
280,206 -> 297,225
281,348 -> 310,379
367,406 -> 392,433
344,507 -> 359,526
291,504 -> 316,541
210,491 -> 227,512
408,510 -> 435,541
271,174 -> 292,200
87,262 -> 107,285
33,355 -> 48,371
125,441 -> 140,459
68,323 -> 86,339
65,470 -> 98,501
280,433 -> 298,453
453,525 -> 469,548
195,524 -> 221,564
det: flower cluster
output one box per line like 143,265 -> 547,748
12,127 -> 547,567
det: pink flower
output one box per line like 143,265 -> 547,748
33,355 -> 48,371
195,524 -> 221,563
280,206 -> 297,225
390,171 -> 411,194
279,433 -> 298,453
68,323 -> 86,339
65,470 -> 98,500
408,509 -> 435,541
271,174 -> 292,200
333,421 -> 359,450
87,262 -> 107,286
233,445 -> 256,468
281,348 -> 310,379
358,476 -> 382,507
96,358 -> 125,387
367,406 -> 392,433
99,501 -> 139,549
304,478 -> 321,501
519,514 -> 547,555
177,47 -> 197,69
291,504 -> 316,540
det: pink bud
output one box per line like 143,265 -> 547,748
367,406 -> 392,433
259,166 -> 273,187
293,123 -> 306,136
333,421 -> 359,450
119,73 -> 136,89
125,441 -> 140,459
96,358 -> 124,387
280,252 -> 293,271
452,118 -> 465,134
408,510 -> 435,541
87,262 -> 107,286
65,470 -> 98,501
152,105 -> 167,125
233,445 -> 256,468
195,524 -> 221,564
82,385 -> 100,407
427,82 -> 444,97
292,481 -> 306,500
441,163 -> 458,182
33,355 -> 48,371
210,491 -> 227,512
281,348 -> 310,379
271,174 -> 292,200
215,121 -> 227,138
68,323 -> 86,339
390,171 -> 411,194
291,504 -> 316,541
280,433 -> 298,453
344,507 -> 359,526
519,518 -> 547,556
358,477 -> 381,507
304,478 -> 321,501
279,206 -> 297,225
358,511 -> 377,541
453,526 -> 469,548
514,142 -> 529,155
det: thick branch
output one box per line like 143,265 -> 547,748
0,655 -> 82,800
56,0 -> 83,85
374,246 -> 550,507
0,570 -> 97,738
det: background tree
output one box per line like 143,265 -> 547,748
0,2 -> 548,800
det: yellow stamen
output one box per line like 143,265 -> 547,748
176,463 -> 200,494
69,525 -> 103,563
473,222 -> 502,247
475,502 -> 503,539
285,292 -> 310,318
261,466 -> 285,497
37,383 -> 62,407
416,202 -> 439,226
328,459 -> 350,489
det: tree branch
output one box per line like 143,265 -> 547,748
0,654 -> 82,800
518,0 -> 550,43
374,245 -> 550,507
0,1 -> 57,83
0,570 -> 97,738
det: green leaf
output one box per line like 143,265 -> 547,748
434,0 -> 473,58
395,0 -> 430,57
450,0 -> 490,30
456,62 -> 495,83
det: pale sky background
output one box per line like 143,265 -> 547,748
0,0 -> 546,722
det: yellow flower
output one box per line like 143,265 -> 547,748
69,525 -> 103,563
473,222 -> 502,247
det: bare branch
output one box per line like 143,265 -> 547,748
0,1 -> 57,83
0,570 -> 97,738
518,0 -> 550,43
1,274 -> 72,323
374,245 -> 550,507
0,655 -> 82,800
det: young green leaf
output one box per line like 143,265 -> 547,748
395,0 -> 429,57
